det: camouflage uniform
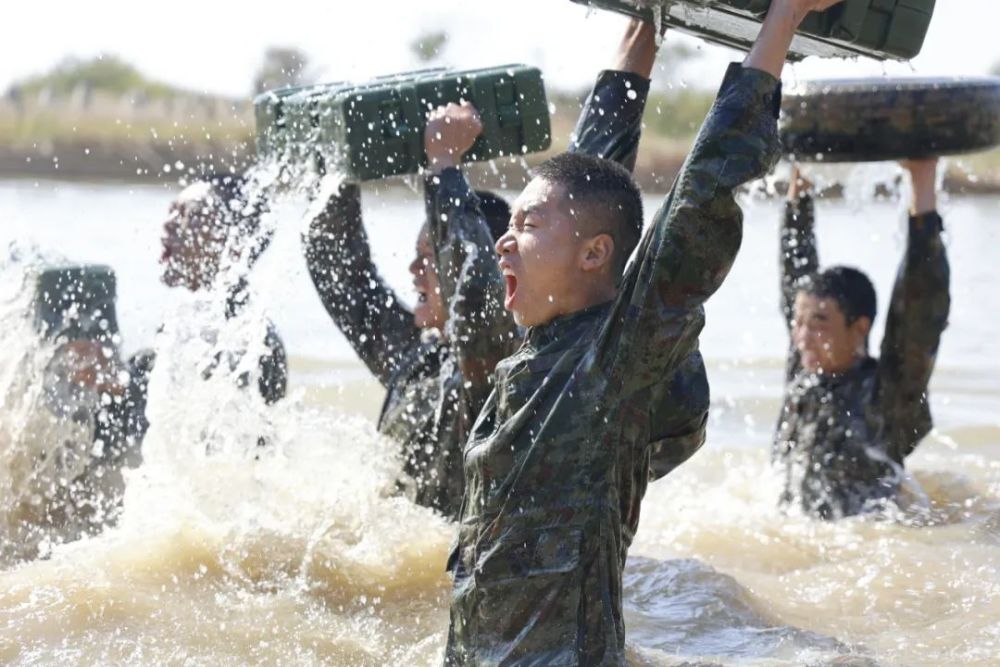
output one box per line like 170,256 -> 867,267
571,71 -> 711,482
304,173 -> 516,519
773,194 -> 951,519
445,64 -> 782,665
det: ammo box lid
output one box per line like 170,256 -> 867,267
570,0 -> 936,61
257,64 -> 552,182
34,264 -> 119,342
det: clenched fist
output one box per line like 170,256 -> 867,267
424,101 -> 483,173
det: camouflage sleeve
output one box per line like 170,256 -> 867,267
303,182 -> 420,387
424,168 -> 517,393
597,63 -> 782,395
568,70 -> 650,171
878,211 -> 951,462
646,349 -> 709,481
257,323 -> 288,405
780,193 -> 819,329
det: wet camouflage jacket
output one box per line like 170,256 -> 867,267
445,64 -> 782,665
304,174 -> 515,519
773,195 -> 951,519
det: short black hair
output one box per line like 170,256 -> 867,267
803,265 -> 877,325
533,152 -> 643,277
474,189 -> 511,243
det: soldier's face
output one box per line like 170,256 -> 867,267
161,185 -> 227,291
410,226 -> 446,330
496,178 -> 587,327
792,292 -> 870,374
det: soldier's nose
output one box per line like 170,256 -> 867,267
495,232 -> 516,256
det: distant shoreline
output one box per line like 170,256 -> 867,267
3,142 -> 1000,197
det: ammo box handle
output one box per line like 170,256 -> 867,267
377,85 -> 424,168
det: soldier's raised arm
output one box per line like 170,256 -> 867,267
570,18 -> 656,168
302,182 -> 420,387
423,102 -> 517,393
780,165 -> 820,329
878,158 -> 951,462
596,0 -> 842,395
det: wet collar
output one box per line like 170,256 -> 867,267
808,355 -> 877,384
526,301 -> 613,348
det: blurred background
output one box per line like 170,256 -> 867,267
3,1 -> 1000,189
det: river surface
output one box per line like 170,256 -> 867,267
0,177 -> 997,666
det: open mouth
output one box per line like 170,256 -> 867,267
504,275 -> 518,310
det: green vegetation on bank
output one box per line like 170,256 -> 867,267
3,53 -> 1000,190
10,55 -> 181,101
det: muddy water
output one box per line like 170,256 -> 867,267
0,178 -> 997,665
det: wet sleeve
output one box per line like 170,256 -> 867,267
780,194 -> 819,329
877,211 -> 951,462
303,182 -> 420,387
568,70 -> 651,171
424,168 -> 517,395
258,324 -> 288,405
95,348 -> 154,467
646,350 -> 709,482
597,63 -> 782,395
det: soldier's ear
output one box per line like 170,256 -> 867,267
850,316 -> 872,346
580,233 -> 614,273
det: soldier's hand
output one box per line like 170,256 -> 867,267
776,0 -> 844,24
425,102 -> 482,173
746,0 -> 843,78
612,17 -> 659,79
901,158 -> 939,216
788,164 -> 813,200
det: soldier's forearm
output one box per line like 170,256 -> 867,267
910,173 -> 938,217
611,18 -> 658,79
685,64 -> 781,195
905,212 -> 949,296
570,70 -> 651,171
427,167 -> 512,347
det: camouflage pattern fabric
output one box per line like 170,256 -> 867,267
445,63 -> 782,665
571,69 -> 711,482
304,174 -> 515,519
773,194 -> 951,519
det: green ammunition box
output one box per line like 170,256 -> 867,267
570,0 -> 936,61
254,64 -> 551,182
253,81 -> 347,168
34,265 -> 119,342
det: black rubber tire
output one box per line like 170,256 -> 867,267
780,77 -> 1000,162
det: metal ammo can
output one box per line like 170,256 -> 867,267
254,64 -> 552,182
34,265 -> 119,343
571,0 -> 936,61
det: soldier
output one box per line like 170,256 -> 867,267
444,0 -> 841,663
302,107 -> 516,519
124,174 -> 289,454
158,172 -> 287,405
773,159 -> 950,519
